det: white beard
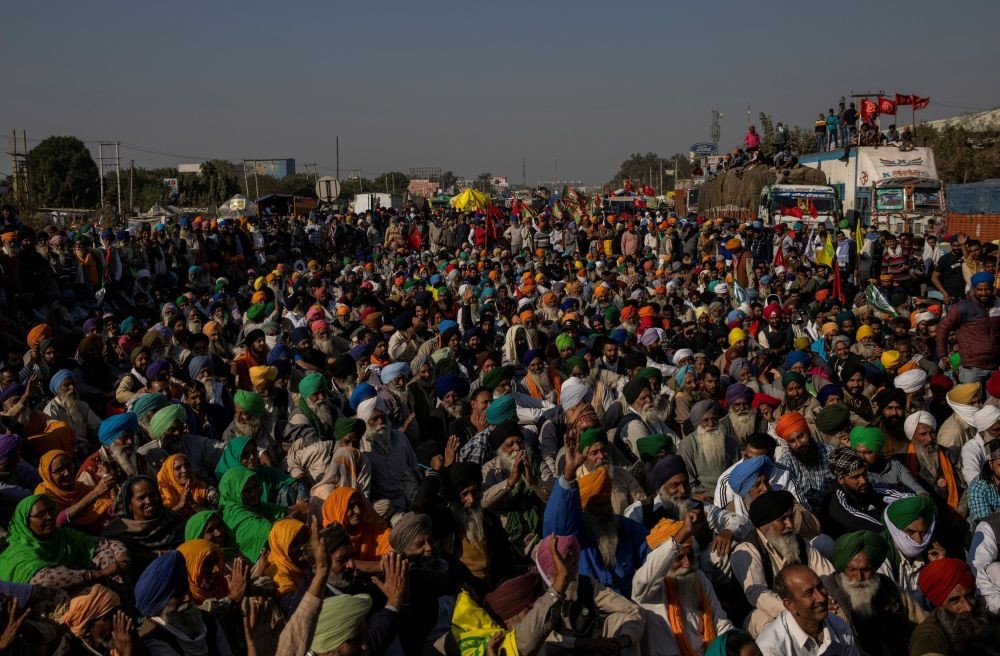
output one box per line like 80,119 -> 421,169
728,410 -> 758,441
665,567 -> 702,608
59,390 -> 87,436
107,443 -> 141,477
441,401 -> 465,419
314,338 -> 335,355
366,426 -> 391,451
527,371 -> 553,396
657,491 -> 686,519
497,450 -> 517,475
694,426 -> 727,471
208,340 -> 231,359
306,398 -> 336,430
233,416 -> 261,439
582,511 -> 619,569
452,504 -> 486,543
765,528 -> 801,564
837,573 -> 879,619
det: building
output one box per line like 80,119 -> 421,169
490,176 -> 509,189
408,178 -> 440,197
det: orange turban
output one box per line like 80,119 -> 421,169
725,237 -> 741,250
821,322 -> 838,337
638,306 -> 655,318
646,518 -> 685,549
620,306 -> 637,321
561,312 -> 579,324
27,324 -> 52,348
775,412 -> 809,440
61,584 -> 120,637
251,291 -> 266,304
593,285 -> 610,299
897,361 -> 920,375
542,292 -> 557,306
202,320 -> 221,337
519,310 -> 536,324
578,467 -> 611,508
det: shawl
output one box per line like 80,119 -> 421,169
102,476 -> 185,553
218,468 -> 284,562
903,443 -> 960,509
177,538 -> 228,604
183,510 -> 238,559
266,518 -> 306,596
666,574 -> 716,656
320,487 -> 390,561
215,436 -> 295,504
34,450 -> 110,530
0,494 -> 97,583
157,453 -> 209,518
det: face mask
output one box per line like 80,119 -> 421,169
265,335 -> 279,348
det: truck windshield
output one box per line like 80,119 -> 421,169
875,189 -> 904,211
774,194 -> 835,214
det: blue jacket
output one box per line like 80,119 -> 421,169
542,476 -> 650,594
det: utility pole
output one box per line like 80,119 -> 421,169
242,160 -> 250,196
115,141 -> 122,217
98,143 -> 105,208
522,158 -> 526,188
9,130 -> 31,211
554,158 -> 558,186
336,136 -> 340,180
129,160 -> 134,213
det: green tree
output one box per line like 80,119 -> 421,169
200,160 -> 240,204
372,171 -> 410,196
758,113 -> 815,157
27,136 -> 100,208
915,124 -> 1000,184
608,152 -> 690,193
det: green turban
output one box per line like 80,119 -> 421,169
635,366 -> 662,383
312,594 -> 373,653
335,417 -> 364,440
849,426 -> 886,453
885,495 -> 936,530
149,404 -> 187,440
603,306 -> 621,325
234,390 -> 265,418
564,355 -> 589,375
131,392 -> 169,421
245,303 -> 266,322
578,427 -> 607,452
298,373 -> 328,399
555,333 -> 575,351
636,434 -> 672,461
781,371 -> 806,389
831,530 -> 889,572
485,395 -> 517,425
814,403 -> 852,435
482,365 -> 514,392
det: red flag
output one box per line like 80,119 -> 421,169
485,204 -> 502,242
624,179 -> 633,194
808,200 -> 819,219
913,96 -> 930,110
407,226 -> 422,251
781,206 -> 803,219
860,98 -> 878,122
511,199 -> 520,217
831,257 -> 844,303
774,245 -> 785,268
877,96 -> 897,115
642,185 -> 655,197
895,93 -> 914,106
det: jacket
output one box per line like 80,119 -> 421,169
936,294 -> 1000,369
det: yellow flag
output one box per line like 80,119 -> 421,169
816,233 -> 835,267
856,220 -> 864,256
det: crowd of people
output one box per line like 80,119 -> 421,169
0,197 -> 996,656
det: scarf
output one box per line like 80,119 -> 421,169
320,487 -> 390,561
945,398 -> 978,430
157,454 -> 209,518
884,510 -> 936,560
218,468 -> 284,562
177,539 -> 228,604
499,479 -> 542,546
183,510 -> 238,559
35,450 -> 110,529
266,518 -> 307,595
904,444 -> 959,508
665,575 -> 716,656
0,494 -> 97,583
524,368 -> 561,405
103,477 -> 186,553
214,436 -> 295,504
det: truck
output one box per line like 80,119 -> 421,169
797,146 -> 944,233
694,162 -> 838,227
352,193 -> 403,214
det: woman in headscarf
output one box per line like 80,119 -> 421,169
177,538 -> 230,606
265,518 -> 308,604
306,418 -> 371,517
35,450 -> 114,534
321,487 -> 390,572
218,468 -> 287,563
102,475 -> 185,576
185,509 -> 238,559
157,453 -> 215,518
54,584 -> 126,656
0,494 -> 128,589
215,435 -> 304,507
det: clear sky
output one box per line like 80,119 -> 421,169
3,0 -> 998,185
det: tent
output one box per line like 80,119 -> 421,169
217,194 -> 258,218
449,188 -> 491,211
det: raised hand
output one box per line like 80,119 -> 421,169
242,597 -> 280,656
562,433 -> 587,481
444,435 -> 460,467
228,556 -> 249,603
548,536 -> 575,595
0,595 -> 29,653
110,610 -> 134,656
371,552 -> 409,607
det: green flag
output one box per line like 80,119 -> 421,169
865,282 -> 900,317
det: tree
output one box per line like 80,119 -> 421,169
915,124 -> 1000,184
372,171 -> 410,196
758,113 -> 814,157
200,160 -> 240,204
27,136 -> 100,208
608,152 -> 690,193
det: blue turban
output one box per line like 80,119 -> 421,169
435,374 -> 470,400
817,383 -> 841,406
379,362 -> 410,385
728,456 -> 775,497
785,350 -> 811,370
0,435 -> 22,464
348,341 -> 373,361
486,395 -> 517,425
971,271 -> 996,288
145,360 -> 170,380
130,393 -> 168,420
290,326 -> 311,345
0,384 -> 22,405
267,344 -> 293,365
48,369 -> 74,395
438,320 -> 458,334
98,412 -> 139,446
523,348 -> 544,366
674,364 -> 694,387
610,328 -> 628,345
187,355 -> 211,379
349,383 -> 377,411
134,551 -> 188,617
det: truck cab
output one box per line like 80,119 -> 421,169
759,184 -> 839,228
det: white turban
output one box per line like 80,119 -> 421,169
974,405 -> 1000,432
672,349 -> 694,366
715,284 -> 729,297
903,410 -> 937,440
356,396 -> 387,423
894,369 -> 927,394
914,312 -> 936,325
560,377 -> 592,412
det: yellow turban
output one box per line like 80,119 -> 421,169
856,325 -> 874,341
821,322 -> 839,337
728,328 -> 747,347
249,365 -> 278,387
880,350 -> 901,369
948,383 -> 981,406
646,518 -> 685,549
577,467 -> 611,508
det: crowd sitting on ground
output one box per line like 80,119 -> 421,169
0,198 -> 996,656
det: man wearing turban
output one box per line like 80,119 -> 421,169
850,426 -> 924,496
225,389 -> 281,466
776,411 -> 833,511
939,382 -> 982,450
961,404 -> 1000,487
542,433 -> 653,595
822,446 -> 896,537
883,495 -> 938,623
43,369 -> 101,444
138,404 -> 223,482
678,400 -> 738,494
912,558 -> 994,655
78,413 -> 149,504
632,513 -> 734,656
719,382 -> 767,447
570,427 -> 647,516
821,530 -> 911,656
902,410 -> 965,516
870,386 -> 909,454
731,490 -> 835,636
355,394 -> 418,515
520,347 -> 563,405
444,462 -> 514,591
935,265 -> 1000,387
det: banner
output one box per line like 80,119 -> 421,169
895,94 -> 915,106
732,279 -> 749,307
816,234 -> 835,267
865,282 -> 900,317
774,245 -> 785,269
877,96 -> 897,115
913,96 -> 930,110
861,98 -> 877,122
831,258 -> 844,303
856,220 -> 864,257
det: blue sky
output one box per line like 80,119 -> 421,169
4,1 -> 998,185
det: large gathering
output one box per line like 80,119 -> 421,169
0,174 -> 995,656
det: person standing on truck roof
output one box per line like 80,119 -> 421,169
814,114 -> 828,152
826,109 -> 840,149
775,122 -> 789,149
936,270 -> 1000,386
843,102 -> 858,144
744,125 -> 761,153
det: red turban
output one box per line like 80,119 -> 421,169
775,411 -> 809,440
987,370 -> 1000,399
483,572 -> 544,622
918,557 -> 975,607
